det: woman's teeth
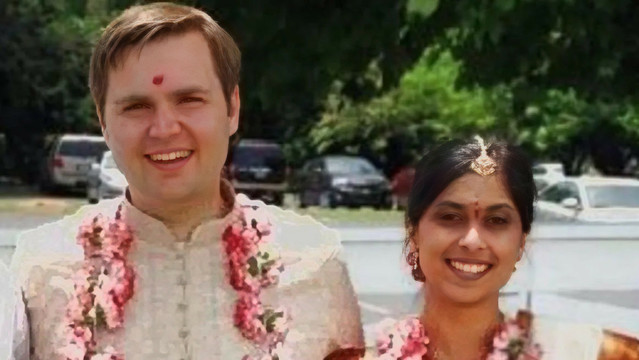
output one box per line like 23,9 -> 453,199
149,150 -> 191,162
450,260 -> 489,274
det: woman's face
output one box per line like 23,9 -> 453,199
412,172 -> 526,305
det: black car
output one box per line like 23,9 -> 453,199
296,155 -> 392,209
228,139 -> 287,206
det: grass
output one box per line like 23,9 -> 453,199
0,196 -> 85,215
0,184 -> 86,215
0,186 -> 405,227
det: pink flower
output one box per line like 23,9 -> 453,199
58,341 -> 86,360
487,351 -> 509,360
376,317 -> 428,360
234,293 -> 267,342
492,330 -> 509,350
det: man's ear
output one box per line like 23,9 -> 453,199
98,108 -> 108,142
228,85 -> 240,136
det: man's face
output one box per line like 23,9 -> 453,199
101,31 -> 239,209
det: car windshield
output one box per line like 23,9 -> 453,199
103,154 -> 118,169
326,157 -> 378,175
586,185 -> 639,208
233,145 -> 285,168
59,139 -> 108,158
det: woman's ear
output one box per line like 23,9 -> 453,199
518,234 -> 527,261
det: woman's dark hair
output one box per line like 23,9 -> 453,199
404,138 -> 537,250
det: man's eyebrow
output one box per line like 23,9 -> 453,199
171,86 -> 210,97
114,94 -> 150,105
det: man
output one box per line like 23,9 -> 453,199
11,3 -> 363,359
0,261 -> 28,360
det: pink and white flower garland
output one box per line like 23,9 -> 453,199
487,320 -> 543,360
60,205 -> 135,360
376,316 -> 543,360
222,204 -> 288,360
376,317 -> 429,360
60,202 -> 288,360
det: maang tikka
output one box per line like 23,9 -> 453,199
470,135 -> 497,176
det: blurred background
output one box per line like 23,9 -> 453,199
1,0 -> 639,342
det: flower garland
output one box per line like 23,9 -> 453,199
60,205 -> 135,360
222,204 -> 288,359
60,202 -> 289,360
376,315 -> 542,360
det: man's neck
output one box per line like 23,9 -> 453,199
128,185 -> 227,241
421,290 -> 501,359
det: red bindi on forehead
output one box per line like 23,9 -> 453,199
152,75 -> 164,85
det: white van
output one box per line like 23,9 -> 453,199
43,134 -> 108,191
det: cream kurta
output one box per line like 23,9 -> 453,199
10,195 -> 363,360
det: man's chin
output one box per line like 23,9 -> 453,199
129,185 -> 202,206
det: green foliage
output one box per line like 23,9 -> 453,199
312,47 -> 639,176
311,50 -> 502,174
0,0 -> 112,179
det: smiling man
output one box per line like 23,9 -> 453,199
10,3 -> 363,359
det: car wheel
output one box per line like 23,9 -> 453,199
272,193 -> 284,207
374,196 -> 393,210
319,191 -> 337,209
298,192 -> 308,208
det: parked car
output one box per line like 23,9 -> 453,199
532,162 -> 564,191
40,134 -> 109,192
228,139 -> 287,206
536,176 -> 639,223
87,151 -> 127,203
296,155 -> 392,209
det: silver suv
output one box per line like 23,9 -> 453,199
41,134 -> 108,192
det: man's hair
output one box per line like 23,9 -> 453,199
89,2 -> 241,120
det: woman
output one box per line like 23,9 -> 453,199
370,137 -> 639,359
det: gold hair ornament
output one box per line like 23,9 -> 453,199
470,135 -> 497,176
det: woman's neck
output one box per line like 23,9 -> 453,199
420,291 -> 501,360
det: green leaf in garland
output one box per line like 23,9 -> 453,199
247,257 -> 259,277
95,304 -> 107,328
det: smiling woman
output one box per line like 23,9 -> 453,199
369,137 -> 639,360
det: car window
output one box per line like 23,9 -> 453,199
58,140 -> 108,158
303,159 -> 321,172
532,167 -> 547,175
233,145 -> 285,168
539,181 -> 580,204
534,178 -> 549,191
586,185 -> 639,208
325,157 -> 378,175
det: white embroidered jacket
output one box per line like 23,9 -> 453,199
10,195 -> 364,360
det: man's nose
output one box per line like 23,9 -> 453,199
148,105 -> 181,139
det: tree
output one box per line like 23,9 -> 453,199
310,50 -> 500,175
0,0 -> 108,180
407,0 -> 639,175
